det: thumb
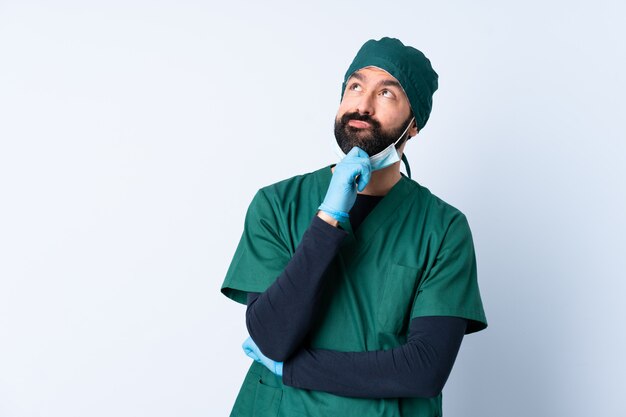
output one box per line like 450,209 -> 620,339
244,349 -> 259,360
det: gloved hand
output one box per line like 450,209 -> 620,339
319,146 -> 372,222
242,336 -> 284,377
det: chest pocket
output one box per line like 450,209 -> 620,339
377,263 -> 422,338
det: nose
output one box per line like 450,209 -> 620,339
355,93 -> 375,116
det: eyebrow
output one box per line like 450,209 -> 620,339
379,79 -> 403,89
349,72 -> 365,82
347,72 -> 403,90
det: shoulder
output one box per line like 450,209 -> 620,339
260,165 -> 329,193
245,166 -> 332,213
405,177 -> 468,224
399,178 -> 473,248
255,165 -> 330,206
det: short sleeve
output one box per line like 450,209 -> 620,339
220,189 -> 292,305
410,213 -> 488,334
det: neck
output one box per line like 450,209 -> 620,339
359,161 -> 402,196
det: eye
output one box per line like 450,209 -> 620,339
349,83 -> 362,92
380,89 -> 394,98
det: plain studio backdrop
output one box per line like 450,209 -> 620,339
1,1 -> 625,416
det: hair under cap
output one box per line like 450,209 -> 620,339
341,37 -> 439,131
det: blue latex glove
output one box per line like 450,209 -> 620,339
242,337 -> 284,377
319,146 -> 372,222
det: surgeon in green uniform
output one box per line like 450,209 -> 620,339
221,37 -> 487,417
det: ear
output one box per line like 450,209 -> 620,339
409,120 -> 419,137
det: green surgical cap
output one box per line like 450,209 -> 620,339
341,37 -> 439,131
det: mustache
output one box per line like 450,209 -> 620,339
340,112 -> 381,129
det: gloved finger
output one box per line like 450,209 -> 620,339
275,362 -> 284,376
345,146 -> 361,158
350,146 -> 369,158
344,146 -> 369,162
243,343 -> 260,360
242,337 -> 261,356
242,339 -> 257,356
356,161 -> 372,192
244,349 -> 260,361
356,175 -> 367,192
242,337 -> 254,350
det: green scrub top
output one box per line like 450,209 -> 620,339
221,165 -> 487,417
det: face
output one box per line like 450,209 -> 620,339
334,66 -> 417,156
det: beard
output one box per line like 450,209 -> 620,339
334,111 -> 413,156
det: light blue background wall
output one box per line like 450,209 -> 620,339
1,1 -> 624,416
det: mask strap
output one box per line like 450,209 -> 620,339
401,153 -> 412,179
398,117 -> 414,178
394,117 -> 415,148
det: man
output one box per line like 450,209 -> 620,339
221,37 -> 487,417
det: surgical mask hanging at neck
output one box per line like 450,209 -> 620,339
333,117 -> 414,171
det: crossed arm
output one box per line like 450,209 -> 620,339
244,215 -> 467,398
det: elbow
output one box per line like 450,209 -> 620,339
410,369 -> 449,398
245,313 -> 294,362
250,339 -> 292,362
264,349 -> 291,363
418,384 -> 443,399
251,332 -> 292,362
411,381 -> 444,399
428,372 -> 448,397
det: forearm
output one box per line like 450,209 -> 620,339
283,316 -> 467,398
246,214 -> 346,361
